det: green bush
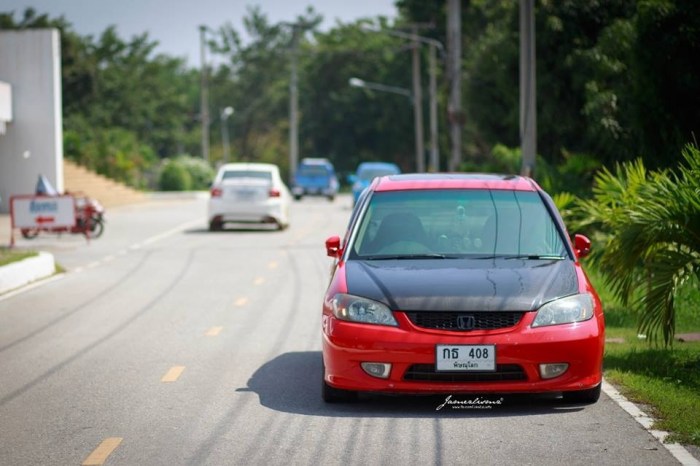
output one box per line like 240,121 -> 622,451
158,160 -> 192,191
570,145 -> 700,346
173,155 -> 215,190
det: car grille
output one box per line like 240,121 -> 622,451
405,311 -> 523,331
403,364 -> 527,382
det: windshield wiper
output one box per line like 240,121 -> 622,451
502,254 -> 566,260
365,253 -> 451,260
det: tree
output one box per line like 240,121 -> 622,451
633,0 -> 700,167
2,9 -> 200,187
572,145 -> 700,346
300,19 -> 416,174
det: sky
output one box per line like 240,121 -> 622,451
2,0 -> 398,65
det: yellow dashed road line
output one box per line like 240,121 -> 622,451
82,437 -> 123,465
234,297 -> 249,307
161,366 -> 185,383
254,277 -> 265,285
205,326 -> 223,336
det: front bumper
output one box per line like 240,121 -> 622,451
322,311 -> 604,395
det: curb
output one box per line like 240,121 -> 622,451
603,380 -> 700,465
0,251 -> 56,295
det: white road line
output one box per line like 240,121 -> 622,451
0,218 -> 203,301
603,380 -> 699,465
80,218 -> 202,271
139,218 -> 203,247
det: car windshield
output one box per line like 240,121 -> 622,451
350,189 -> 568,259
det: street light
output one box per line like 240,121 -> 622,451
349,76 -> 425,172
349,77 -> 413,100
361,25 -> 445,172
220,106 -> 234,164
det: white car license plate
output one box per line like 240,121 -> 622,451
436,345 -> 496,371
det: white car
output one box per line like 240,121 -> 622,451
208,163 -> 291,231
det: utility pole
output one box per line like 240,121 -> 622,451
411,25 -> 425,173
199,25 -> 210,164
520,0 -> 537,177
428,43 -> 439,172
360,25 -> 443,172
447,0 -> 462,171
289,25 -> 300,184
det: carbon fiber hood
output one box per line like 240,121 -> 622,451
345,258 -> 579,312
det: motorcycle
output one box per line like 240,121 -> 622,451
19,175 -> 106,240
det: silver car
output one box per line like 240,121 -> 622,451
208,163 -> 291,231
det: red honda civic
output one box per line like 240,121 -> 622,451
321,174 -> 604,403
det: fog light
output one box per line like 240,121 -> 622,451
539,363 -> 569,379
361,362 -> 391,379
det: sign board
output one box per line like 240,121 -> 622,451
10,195 -> 76,229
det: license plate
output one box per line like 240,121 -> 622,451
231,189 -> 256,199
436,345 -> 496,371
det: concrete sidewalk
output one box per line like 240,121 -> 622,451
0,213 -> 57,295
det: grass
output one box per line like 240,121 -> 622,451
0,247 -> 38,267
585,265 -> 700,447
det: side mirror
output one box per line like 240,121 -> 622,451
325,235 -> 342,258
573,234 -> 591,258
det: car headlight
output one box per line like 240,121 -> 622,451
331,293 -> 398,326
531,294 -> 594,327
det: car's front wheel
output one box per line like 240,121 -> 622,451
562,383 -> 601,404
322,377 -> 357,403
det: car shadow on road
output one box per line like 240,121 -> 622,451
184,225 -> 282,234
238,351 -> 588,418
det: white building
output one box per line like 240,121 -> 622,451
0,29 -> 63,213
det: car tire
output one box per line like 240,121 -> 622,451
209,219 -> 223,232
327,195 -> 335,202
20,228 -> 40,239
322,377 -> 357,403
88,217 -> 105,238
294,194 -> 302,201
562,383 -> 601,404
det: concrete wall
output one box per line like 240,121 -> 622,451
0,29 -> 63,213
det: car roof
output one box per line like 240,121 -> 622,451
357,162 -> 400,171
300,158 -> 333,166
371,173 -> 540,192
219,163 -> 278,172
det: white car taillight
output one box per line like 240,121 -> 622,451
269,188 -> 281,198
210,187 -> 223,198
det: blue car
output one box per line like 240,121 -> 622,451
292,158 -> 339,201
350,162 -> 401,205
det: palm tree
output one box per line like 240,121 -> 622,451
571,145 -> 700,346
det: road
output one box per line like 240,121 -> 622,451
0,194 -> 682,465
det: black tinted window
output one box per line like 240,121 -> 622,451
351,189 -> 567,258
222,170 -> 272,181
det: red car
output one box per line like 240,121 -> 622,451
322,174 -> 604,403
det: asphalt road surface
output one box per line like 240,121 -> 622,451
0,194 -> 684,465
